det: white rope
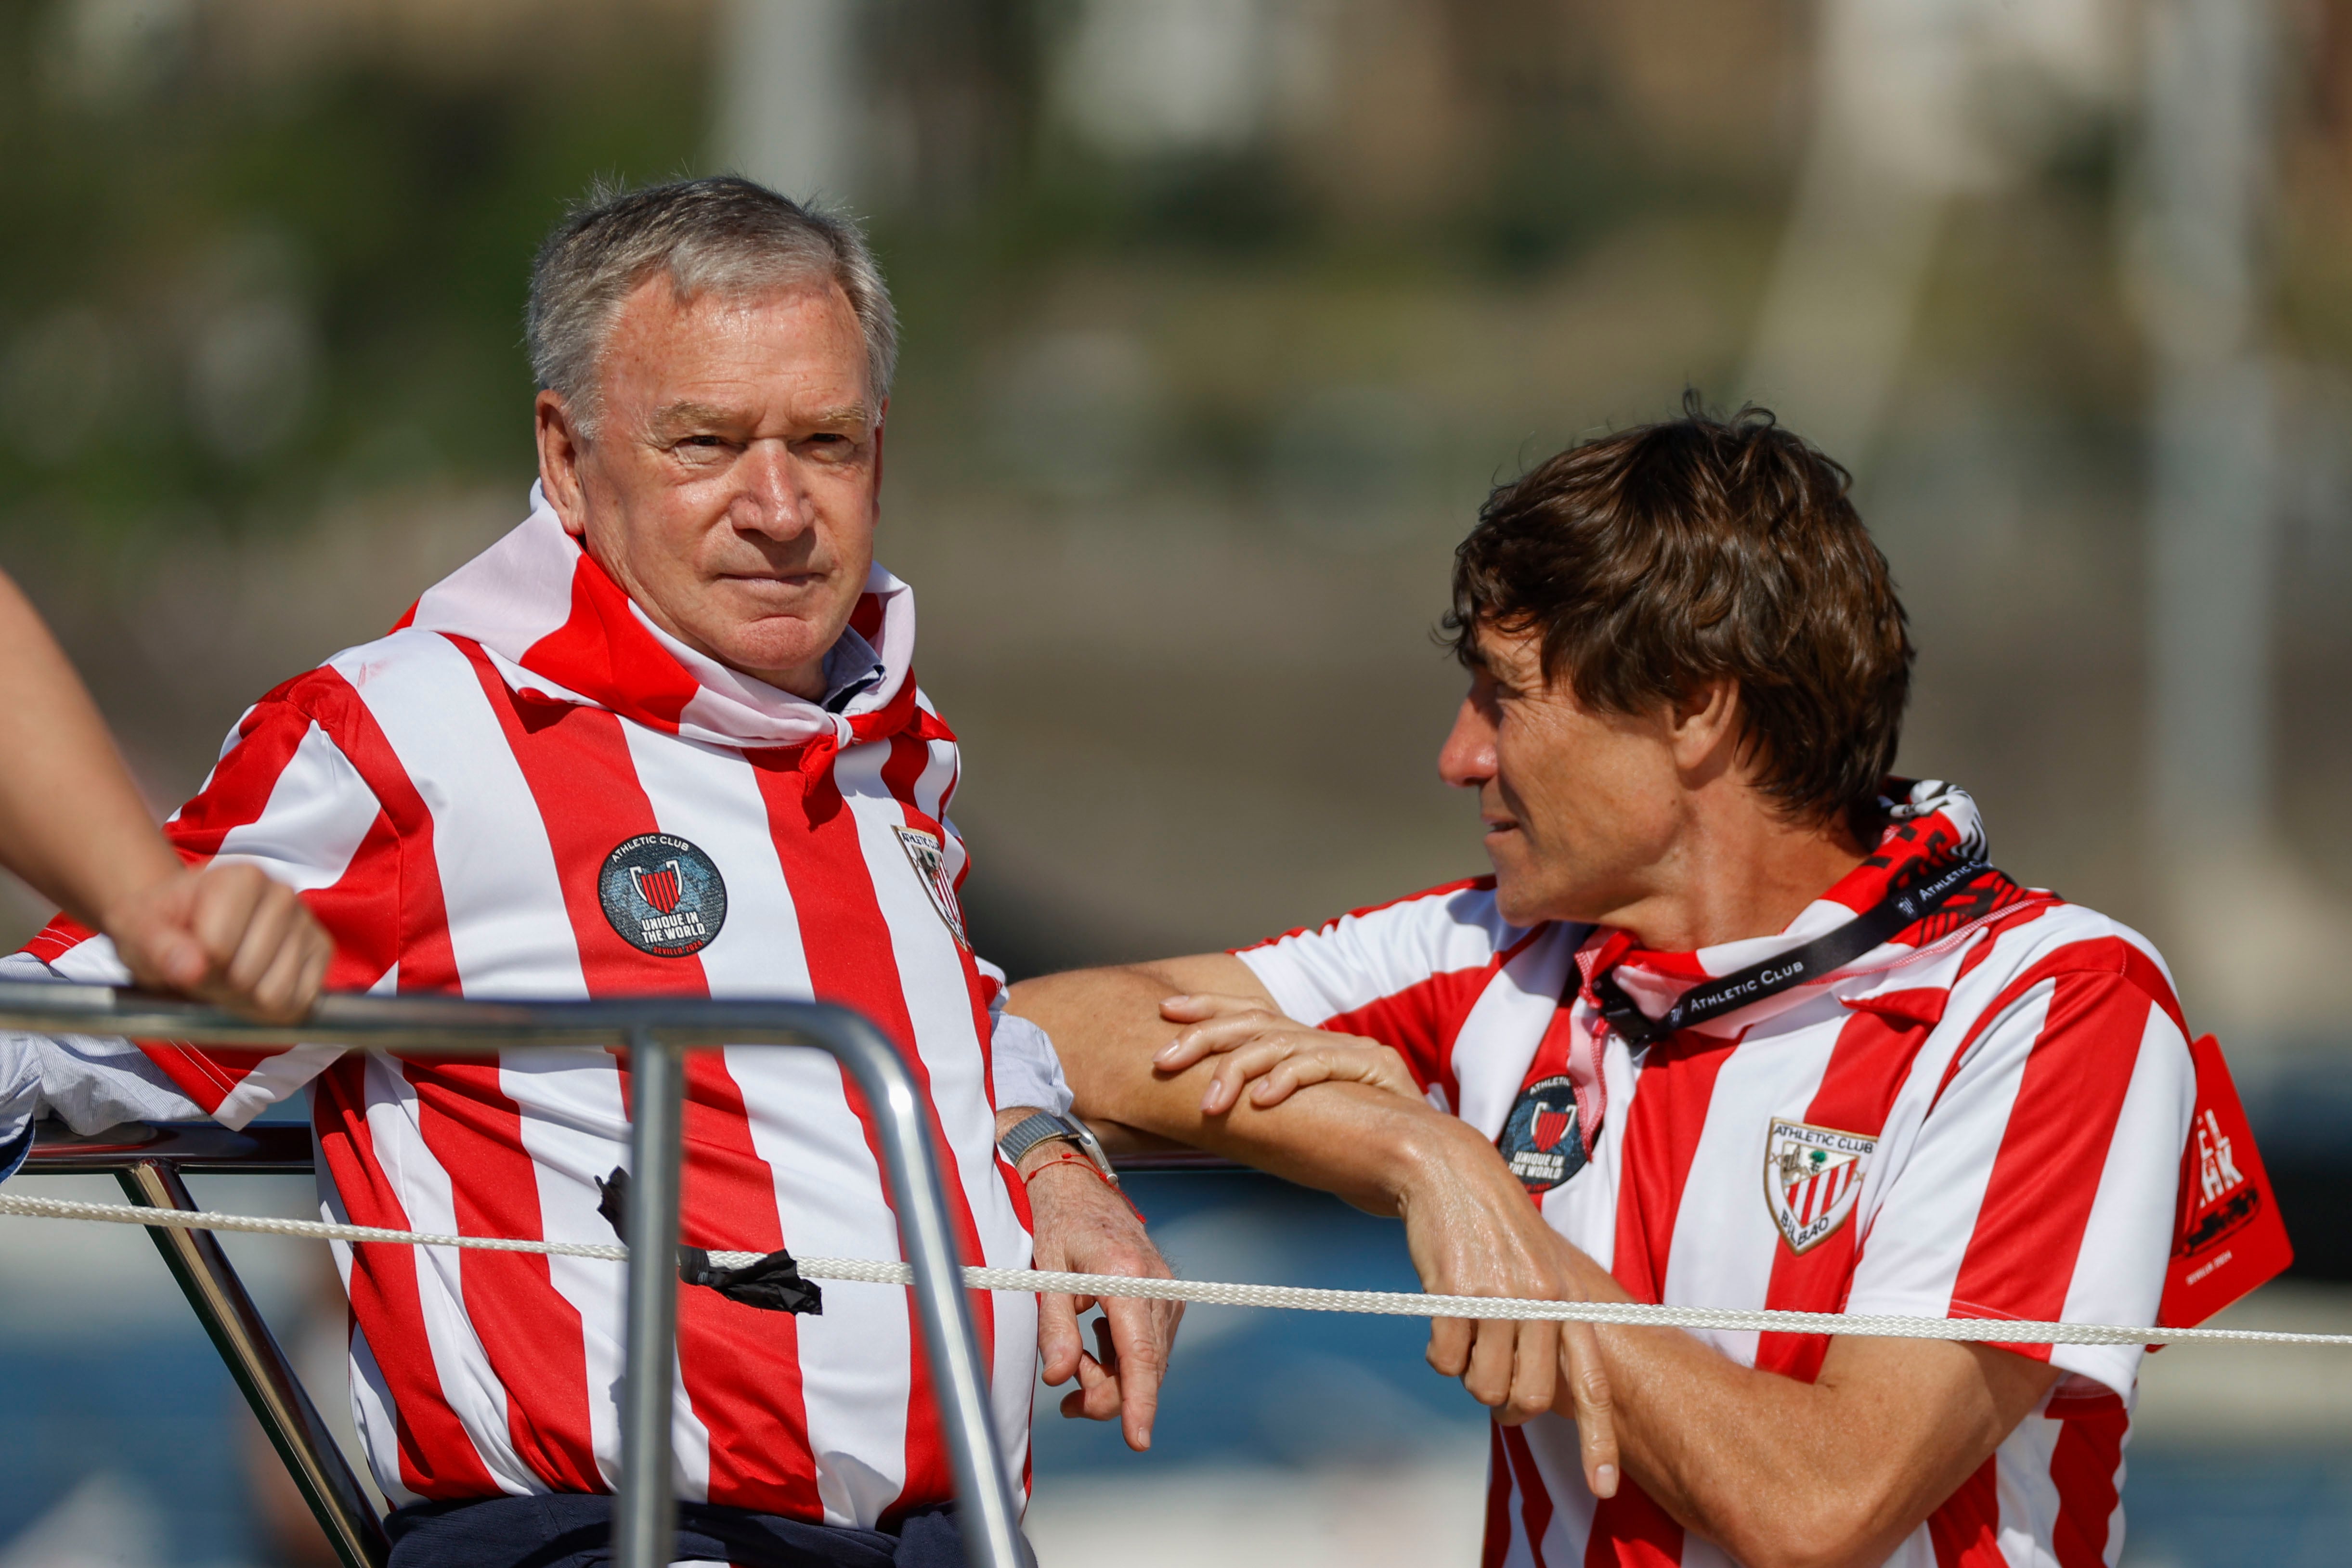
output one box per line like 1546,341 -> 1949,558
3,1189 -> 2340,1349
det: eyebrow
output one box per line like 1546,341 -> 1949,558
646,401 -> 742,438
644,401 -> 875,438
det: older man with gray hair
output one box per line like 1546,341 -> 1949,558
0,177 -> 1173,1567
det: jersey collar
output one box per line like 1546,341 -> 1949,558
393,484 -> 931,758
1590,781 -> 2036,1038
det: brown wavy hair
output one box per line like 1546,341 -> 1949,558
1446,394 -> 1913,829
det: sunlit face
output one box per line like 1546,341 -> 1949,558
535,273 -> 884,699
1436,622 -> 1689,930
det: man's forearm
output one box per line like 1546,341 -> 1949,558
1012,962 -> 1480,1215
1553,1252 -> 2052,1568
0,571 -> 182,930
1009,961 -> 1244,1151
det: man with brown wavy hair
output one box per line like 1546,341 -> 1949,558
1015,402 -> 2277,1567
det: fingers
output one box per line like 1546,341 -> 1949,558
202,870 -> 322,1022
186,861 -> 267,965
1427,1314 -> 1472,1379
238,894 -> 329,1021
1038,1291 -> 1084,1387
111,884 -> 209,993
294,930 -> 331,1012
1057,1317 -> 1124,1426
1202,1039 -> 1299,1114
1560,1322 -> 1619,1498
171,863 -> 330,1022
1154,1004 -> 1419,1113
1155,992 -> 1272,1027
1152,1003 -> 1288,1075
1442,1306 -> 1558,1423
1096,1289 -> 1168,1451
149,931 -> 211,991
1209,1040 -> 1360,1112
1240,1050 -> 1368,1109
1461,1316 -> 1522,1411
101,871 -> 216,995
1030,1219 -> 1085,1387
1495,1320 -> 1558,1427
1026,1155 -> 1180,1449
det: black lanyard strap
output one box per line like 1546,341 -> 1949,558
1592,852 -> 1996,1050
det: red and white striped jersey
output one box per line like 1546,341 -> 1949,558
1238,784 -> 2196,1568
9,492 -> 1039,1528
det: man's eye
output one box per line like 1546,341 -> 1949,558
800,434 -> 858,462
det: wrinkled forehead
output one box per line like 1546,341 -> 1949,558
601,271 -> 876,423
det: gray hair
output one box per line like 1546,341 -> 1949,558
526,175 -> 898,436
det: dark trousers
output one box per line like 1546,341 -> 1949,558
386,1495 -> 979,1568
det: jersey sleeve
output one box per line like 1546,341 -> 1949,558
0,949 -> 222,1175
1844,964 -> 2196,1397
17,687 -> 402,1130
923,707 -> 1066,1116
976,957 -> 1073,1118
1234,878 -> 1532,1094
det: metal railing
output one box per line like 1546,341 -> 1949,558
0,981 -> 1030,1568
27,1118 -> 386,1567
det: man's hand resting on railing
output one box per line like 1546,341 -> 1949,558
998,1104 -> 1181,1453
105,862 -> 333,1024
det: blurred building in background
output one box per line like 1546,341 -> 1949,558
6,1 -> 2352,1564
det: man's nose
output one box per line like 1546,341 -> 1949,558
731,441 -> 812,541
1437,696 -> 1496,790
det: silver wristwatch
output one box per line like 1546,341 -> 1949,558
998,1110 -> 1118,1183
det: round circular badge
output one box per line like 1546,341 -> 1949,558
1497,1075 -> 1587,1194
599,834 -> 728,958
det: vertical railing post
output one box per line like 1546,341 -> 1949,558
614,1028 -> 686,1568
117,1159 -> 390,1568
821,1010 -> 1030,1568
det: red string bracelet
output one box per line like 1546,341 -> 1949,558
1023,1150 -> 1145,1222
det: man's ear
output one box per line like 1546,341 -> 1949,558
534,390 -> 589,536
1667,679 -> 1742,772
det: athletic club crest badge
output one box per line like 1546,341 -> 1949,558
1498,1076 -> 1586,1193
893,826 -> 970,949
599,833 -> 727,958
1765,1116 -> 1875,1254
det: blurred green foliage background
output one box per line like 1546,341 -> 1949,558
3,0 -> 2352,1024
